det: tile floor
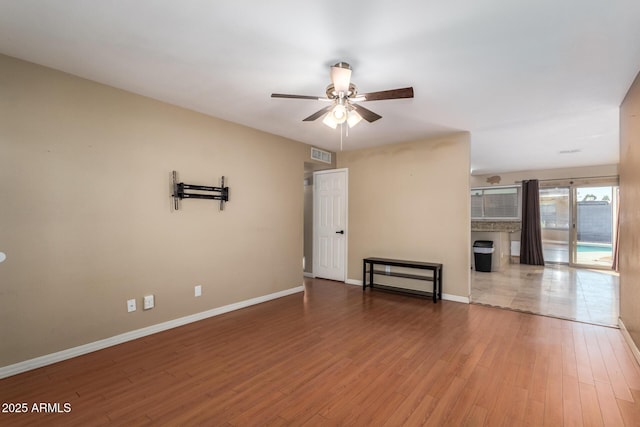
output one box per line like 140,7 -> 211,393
471,263 -> 619,327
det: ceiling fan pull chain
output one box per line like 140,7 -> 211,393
340,123 -> 344,151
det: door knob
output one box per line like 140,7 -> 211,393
336,230 -> 345,234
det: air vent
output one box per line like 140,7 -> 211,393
311,147 -> 331,164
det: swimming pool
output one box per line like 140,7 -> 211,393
577,243 -> 612,253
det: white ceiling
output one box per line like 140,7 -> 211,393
1,1 -> 639,174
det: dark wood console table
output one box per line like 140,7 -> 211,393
362,257 -> 443,303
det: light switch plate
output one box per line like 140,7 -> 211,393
143,295 -> 154,310
195,285 -> 202,297
127,299 -> 136,313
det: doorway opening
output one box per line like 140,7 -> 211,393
472,177 -> 620,327
303,161 -> 347,281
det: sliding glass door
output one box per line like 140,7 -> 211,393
540,187 -> 571,263
572,185 -> 617,268
539,183 -> 618,268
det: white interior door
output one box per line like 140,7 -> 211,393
313,169 -> 348,281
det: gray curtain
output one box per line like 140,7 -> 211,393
520,179 -> 545,265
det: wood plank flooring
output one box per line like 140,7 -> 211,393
2,278 -> 640,426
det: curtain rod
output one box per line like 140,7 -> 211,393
515,175 -> 618,183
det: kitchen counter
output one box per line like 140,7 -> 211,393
471,221 -> 521,233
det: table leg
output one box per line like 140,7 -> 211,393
439,267 -> 443,300
362,260 -> 366,291
432,268 -> 437,303
369,263 -> 374,289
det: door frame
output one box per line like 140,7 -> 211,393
569,183 -> 619,269
312,168 -> 348,282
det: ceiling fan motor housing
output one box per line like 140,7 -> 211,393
332,61 -> 351,70
326,83 -> 358,100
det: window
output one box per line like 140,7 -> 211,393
471,186 -> 520,219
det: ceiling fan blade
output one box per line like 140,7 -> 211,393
303,105 -> 334,121
352,104 -> 382,123
271,93 -> 323,100
359,87 -> 414,101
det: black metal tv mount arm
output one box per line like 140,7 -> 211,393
172,171 -> 229,211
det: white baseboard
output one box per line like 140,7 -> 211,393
303,272 -> 315,278
619,318 -> 640,367
0,285 -> 304,379
345,279 -> 362,286
443,294 -> 470,304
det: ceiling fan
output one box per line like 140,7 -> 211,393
271,62 -> 414,129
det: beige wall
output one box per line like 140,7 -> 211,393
337,133 -> 471,299
0,55 -> 309,366
619,71 -> 640,348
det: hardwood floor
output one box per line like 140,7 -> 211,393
2,278 -> 640,426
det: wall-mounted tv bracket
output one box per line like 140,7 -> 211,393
172,171 -> 229,211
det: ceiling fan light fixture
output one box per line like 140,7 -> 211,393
347,110 -> 363,128
331,103 -> 347,123
322,113 -> 338,129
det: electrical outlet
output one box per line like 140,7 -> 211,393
127,299 -> 136,313
143,295 -> 154,310
195,285 -> 202,297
